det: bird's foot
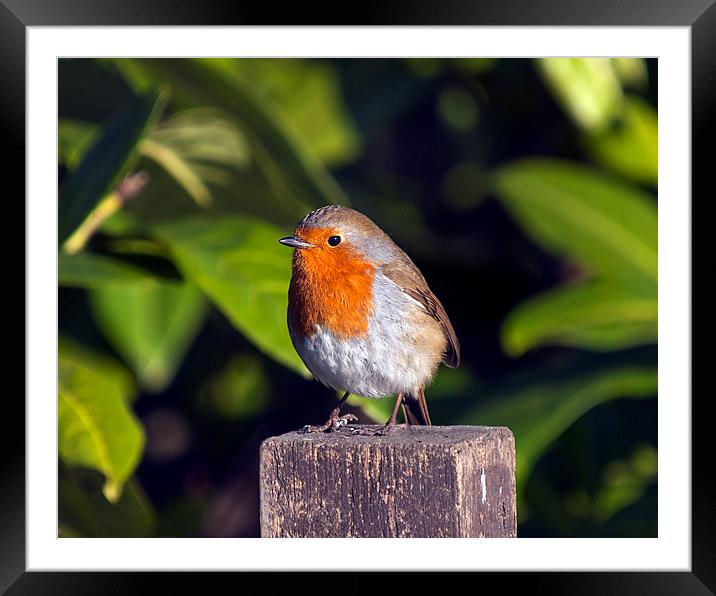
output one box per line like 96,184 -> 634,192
331,413 -> 358,431
299,413 -> 358,434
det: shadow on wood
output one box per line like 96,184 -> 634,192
260,425 -> 516,537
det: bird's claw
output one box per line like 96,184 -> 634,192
299,413 -> 359,434
332,413 -> 358,429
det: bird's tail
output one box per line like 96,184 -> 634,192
401,386 -> 432,426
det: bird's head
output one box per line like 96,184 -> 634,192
279,205 -> 396,275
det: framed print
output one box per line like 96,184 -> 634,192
6,0 -> 711,592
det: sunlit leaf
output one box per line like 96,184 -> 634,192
58,90 -> 166,245
537,58 -> 656,184
90,282 -> 206,392
611,58 -> 648,90
587,95 -> 658,185
153,216 -> 310,377
494,159 -> 657,290
537,58 -> 623,131
58,340 -> 144,501
462,366 -> 657,488
502,281 -> 657,356
58,339 -> 136,402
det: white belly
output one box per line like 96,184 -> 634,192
290,273 -> 443,398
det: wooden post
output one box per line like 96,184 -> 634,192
259,425 -> 516,538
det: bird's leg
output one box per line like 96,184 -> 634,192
377,392 -> 403,435
352,393 -> 403,436
401,403 -> 409,424
300,391 -> 357,433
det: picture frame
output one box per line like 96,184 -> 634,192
6,0 -> 708,591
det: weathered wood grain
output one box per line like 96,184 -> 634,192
260,425 -> 516,538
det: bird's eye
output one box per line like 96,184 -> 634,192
327,235 -> 342,247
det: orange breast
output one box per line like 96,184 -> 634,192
289,239 -> 376,340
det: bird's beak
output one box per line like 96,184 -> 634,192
279,235 -> 314,249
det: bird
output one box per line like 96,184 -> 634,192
279,205 -> 460,436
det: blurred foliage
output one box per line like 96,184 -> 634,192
59,469 -> 156,537
154,216 -> 310,376
59,91 -> 165,246
495,159 -> 657,355
463,365 -> 657,488
537,58 -> 657,185
197,354 -> 270,420
58,340 -> 143,501
89,282 -> 207,392
58,57 -> 657,538
59,251 -> 167,287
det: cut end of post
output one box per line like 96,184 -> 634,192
260,425 -> 517,538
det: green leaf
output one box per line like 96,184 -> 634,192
60,108 -> 252,216
153,216 -> 310,377
537,58 -> 623,131
58,340 -> 144,501
58,119 -> 99,169
59,252 -> 167,288
59,472 -> 156,538
462,366 -> 657,488
494,159 -> 657,289
536,58 -> 656,185
140,139 -> 213,208
140,108 -> 251,208
58,90 -> 166,245
148,108 -> 249,173
587,95 -> 658,185
502,281 -> 657,356
58,339 -> 137,402
225,59 -> 361,166
112,59 -> 347,217
611,58 -> 648,90
89,282 -> 206,392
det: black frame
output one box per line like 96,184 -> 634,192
5,0 -> 710,592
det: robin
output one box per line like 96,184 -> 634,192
279,205 -> 460,435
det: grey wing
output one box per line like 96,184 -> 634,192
381,260 -> 461,369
